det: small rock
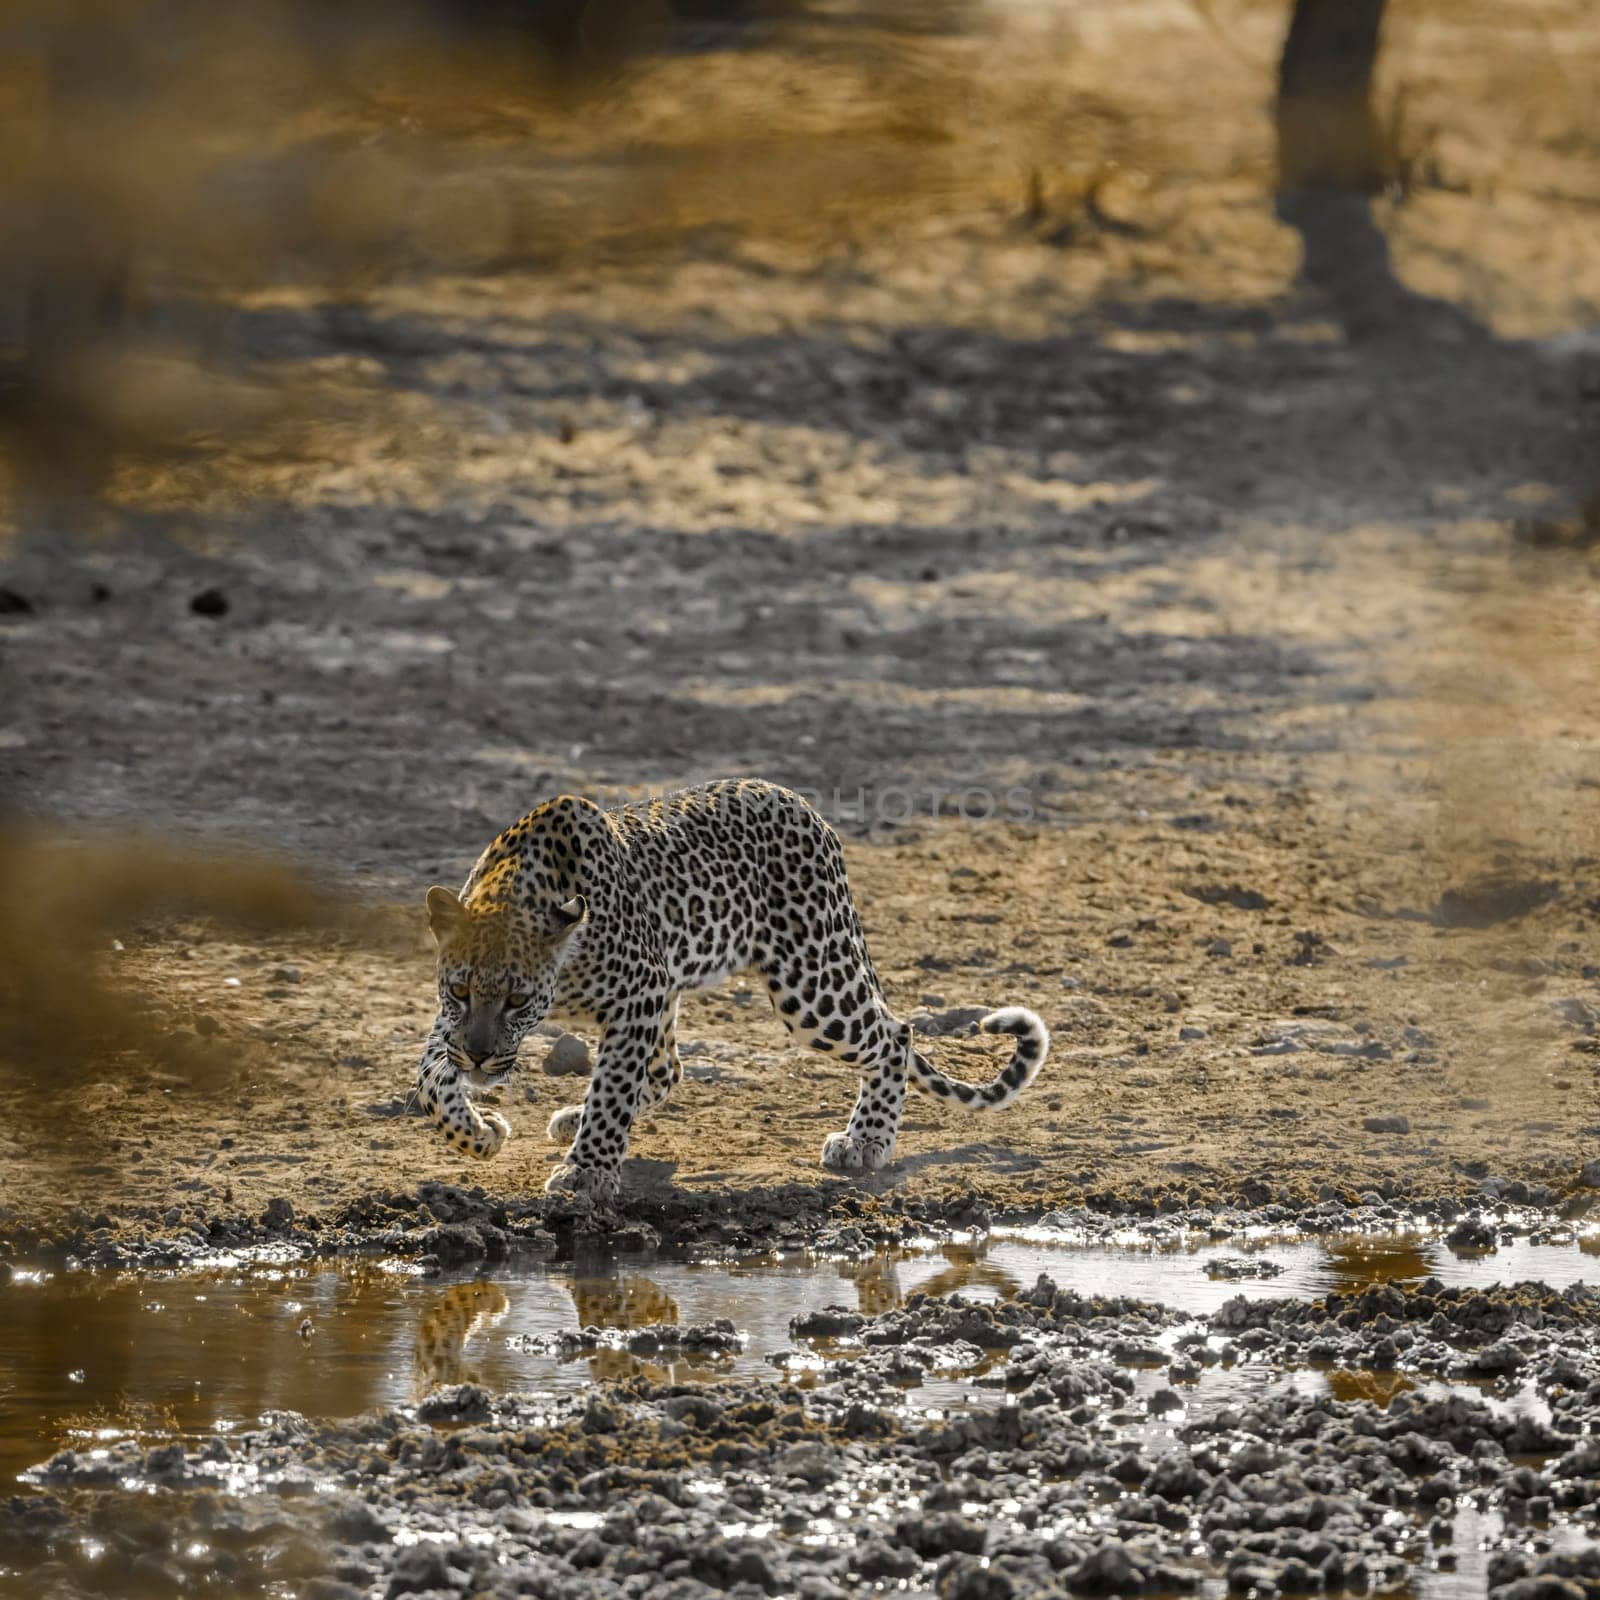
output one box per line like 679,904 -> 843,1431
416,1383 -> 492,1422
727,1548 -> 776,1591
1322,1040 -> 1393,1060
1435,874 -> 1557,928
777,1442 -> 841,1486
385,1544 -> 452,1596
1578,1158 -> 1600,1189
1185,884 -> 1269,911
260,1196 -> 295,1229
1362,1115 -> 1410,1134
1447,1215 -> 1496,1250
1206,1256 -> 1284,1281
909,1006 -> 988,1037
0,587 -> 34,614
1205,939 -> 1231,958
898,1512 -> 986,1558
1470,1338 -> 1526,1374
190,587 -> 229,617
542,1033 -> 591,1076
935,1554 -> 1014,1600
852,1540 -> 918,1582
305,1581 -> 363,1600
1288,929 -> 1330,965
1070,1543 -> 1145,1595
272,965 -> 302,984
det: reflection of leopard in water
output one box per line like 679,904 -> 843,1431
412,1277 -> 681,1393
416,780 -> 1050,1199
411,1254 -> 1021,1400
569,1272 -> 679,1332
412,1282 -> 509,1395
569,1273 -> 684,1384
840,1247 -> 1022,1318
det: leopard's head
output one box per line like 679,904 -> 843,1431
425,885 -> 586,1086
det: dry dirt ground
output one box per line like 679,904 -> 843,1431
2,3 -> 1599,1251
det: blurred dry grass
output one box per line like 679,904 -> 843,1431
2,0 -> 1595,524
0,0 -> 1270,526
0,823 -> 406,1123
0,0 -> 1011,519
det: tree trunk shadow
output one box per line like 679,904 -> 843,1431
1275,0 -> 1480,351
1274,189 -> 1484,352
1273,0 -> 1594,518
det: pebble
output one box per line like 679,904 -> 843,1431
1446,1215 -> 1496,1249
1363,1114 -> 1411,1134
908,1006 -> 989,1037
542,1033 -> 592,1076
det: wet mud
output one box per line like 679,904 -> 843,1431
5,1208 -> 1600,1599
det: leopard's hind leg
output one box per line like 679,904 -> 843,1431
756,950 -> 906,1172
820,1024 -> 910,1173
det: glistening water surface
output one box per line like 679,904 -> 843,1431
3,1222 -> 1597,1489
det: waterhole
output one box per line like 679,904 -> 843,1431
3,1222 -> 1595,1490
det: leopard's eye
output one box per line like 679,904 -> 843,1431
507,992 -> 529,1009
448,982 -> 470,1002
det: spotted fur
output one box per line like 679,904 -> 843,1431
415,780 -> 1049,1200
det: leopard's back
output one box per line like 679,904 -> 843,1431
602,778 -> 870,993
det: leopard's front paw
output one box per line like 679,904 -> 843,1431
447,1110 -> 510,1161
820,1132 -> 893,1173
467,1113 -> 508,1164
544,1161 -> 621,1203
546,1105 -> 584,1142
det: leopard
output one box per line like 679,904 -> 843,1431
414,779 -> 1049,1201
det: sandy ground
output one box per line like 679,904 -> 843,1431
2,4 -> 1599,1253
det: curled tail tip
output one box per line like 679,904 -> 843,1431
981,1006 -> 1050,1047
906,1004 -> 1049,1110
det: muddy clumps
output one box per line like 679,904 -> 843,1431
21,1258 -> 1600,1599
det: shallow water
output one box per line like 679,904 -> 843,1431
3,1222 -> 1596,1489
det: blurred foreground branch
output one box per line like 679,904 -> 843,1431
0,821 -> 405,1103
0,0 -> 983,525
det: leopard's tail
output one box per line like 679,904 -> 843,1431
907,1006 -> 1049,1109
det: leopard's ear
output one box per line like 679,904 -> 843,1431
426,885 -> 465,940
551,895 -> 587,938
